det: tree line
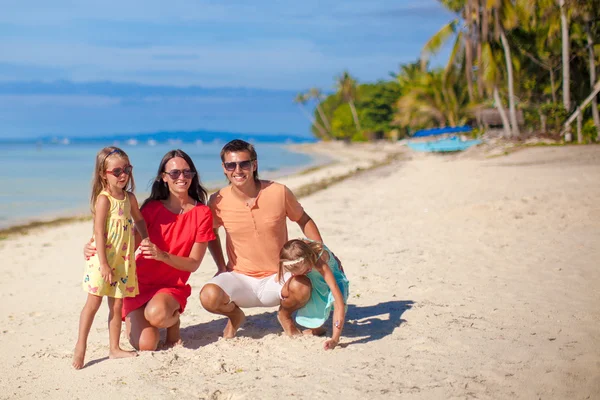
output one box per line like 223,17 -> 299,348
295,0 -> 600,143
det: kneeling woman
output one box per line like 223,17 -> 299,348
87,149 -> 214,350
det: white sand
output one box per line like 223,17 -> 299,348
1,143 -> 599,399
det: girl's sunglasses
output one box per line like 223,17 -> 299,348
164,169 -> 196,180
223,160 -> 255,171
106,165 -> 133,177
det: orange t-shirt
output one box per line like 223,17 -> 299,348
209,181 -> 304,278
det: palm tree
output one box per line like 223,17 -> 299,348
481,41 -> 512,137
294,93 -> 329,139
559,0 -> 571,112
308,87 -> 332,134
476,0 -> 489,99
489,0 -> 521,137
498,25 -> 520,137
512,0 -> 562,103
336,71 -> 361,132
394,68 -> 470,129
572,0 -> 600,137
420,0 -> 476,102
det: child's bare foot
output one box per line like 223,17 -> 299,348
223,307 -> 245,339
302,326 -> 326,336
109,348 -> 137,359
277,313 -> 301,336
72,342 -> 86,370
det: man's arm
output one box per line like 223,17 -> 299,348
208,228 -> 228,274
207,192 -> 227,275
296,211 -> 323,242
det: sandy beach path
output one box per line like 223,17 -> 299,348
0,144 -> 598,399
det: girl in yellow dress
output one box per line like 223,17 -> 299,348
72,147 -> 149,369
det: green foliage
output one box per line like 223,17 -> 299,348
331,104 -> 365,141
356,81 -> 402,139
540,102 -> 568,121
394,66 -> 470,131
311,80 -> 401,141
540,102 -> 568,134
299,0 -> 600,142
582,118 -> 598,143
311,93 -> 343,138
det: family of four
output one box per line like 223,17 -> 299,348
73,140 -> 350,369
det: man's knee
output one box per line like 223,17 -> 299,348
286,275 -> 312,306
199,283 -> 226,311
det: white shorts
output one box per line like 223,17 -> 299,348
205,271 -> 292,308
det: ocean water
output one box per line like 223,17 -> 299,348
0,141 -> 322,229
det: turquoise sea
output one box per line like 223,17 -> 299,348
0,139 -> 324,229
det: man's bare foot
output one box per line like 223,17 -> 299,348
223,307 -> 245,339
277,313 -> 301,336
109,348 -> 138,359
72,342 -> 86,370
302,326 -> 326,336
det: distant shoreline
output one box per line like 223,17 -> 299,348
0,141 -> 405,238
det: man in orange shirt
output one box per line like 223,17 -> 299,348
201,139 -> 324,338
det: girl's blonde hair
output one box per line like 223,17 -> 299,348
278,239 -> 323,282
90,146 -> 135,214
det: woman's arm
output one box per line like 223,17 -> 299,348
128,193 -> 149,241
94,195 -> 112,283
140,240 -> 209,273
317,261 -> 346,350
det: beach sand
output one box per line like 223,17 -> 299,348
1,142 -> 598,399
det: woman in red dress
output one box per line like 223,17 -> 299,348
86,149 -> 214,351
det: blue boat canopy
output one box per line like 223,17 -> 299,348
412,125 -> 472,137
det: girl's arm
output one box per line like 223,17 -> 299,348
128,193 -> 149,242
316,258 -> 346,350
94,195 -> 113,283
140,240 -> 209,273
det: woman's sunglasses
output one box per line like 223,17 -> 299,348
164,169 -> 196,180
223,160 -> 255,171
106,165 -> 133,177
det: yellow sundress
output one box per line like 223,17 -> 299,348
82,191 -> 139,298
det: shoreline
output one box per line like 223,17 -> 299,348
0,141 -> 407,239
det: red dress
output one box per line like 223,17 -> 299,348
122,200 -> 215,318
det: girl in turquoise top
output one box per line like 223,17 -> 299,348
278,239 -> 349,350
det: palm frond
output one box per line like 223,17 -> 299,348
421,20 -> 458,70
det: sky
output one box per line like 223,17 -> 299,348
0,0 -> 454,139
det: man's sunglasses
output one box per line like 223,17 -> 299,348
164,169 -> 196,180
106,165 -> 133,177
223,160 -> 255,171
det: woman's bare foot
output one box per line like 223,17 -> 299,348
277,313 -> 301,336
72,342 -> 86,370
223,307 -> 246,339
302,326 -> 326,336
163,320 -> 183,348
109,348 -> 138,359
158,339 -> 183,350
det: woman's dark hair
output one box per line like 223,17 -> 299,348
141,149 -> 208,209
220,139 -> 259,181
